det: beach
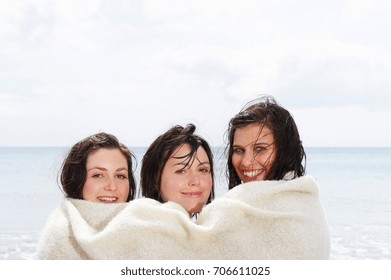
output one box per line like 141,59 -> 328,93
1,147 -> 390,260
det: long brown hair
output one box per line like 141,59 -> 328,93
226,96 -> 306,189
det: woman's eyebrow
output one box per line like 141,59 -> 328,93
87,167 -> 128,172
116,167 -> 128,171
87,167 -> 107,172
232,144 -> 244,148
254,141 -> 270,145
173,162 -> 188,167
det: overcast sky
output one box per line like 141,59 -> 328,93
1,0 -> 390,148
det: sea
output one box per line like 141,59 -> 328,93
0,146 -> 390,260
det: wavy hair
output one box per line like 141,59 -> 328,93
226,95 -> 306,189
141,123 -> 215,204
59,132 -> 136,201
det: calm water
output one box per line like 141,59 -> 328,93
0,147 -> 390,259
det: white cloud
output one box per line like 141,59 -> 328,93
1,0 -> 391,147
345,0 -> 391,18
151,38 -> 391,108
293,106 -> 391,147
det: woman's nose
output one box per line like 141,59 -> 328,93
188,172 -> 200,186
104,176 -> 117,191
241,151 -> 255,166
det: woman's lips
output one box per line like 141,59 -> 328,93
181,191 -> 202,197
243,169 -> 262,178
97,196 -> 118,203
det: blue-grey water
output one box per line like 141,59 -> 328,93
0,147 -> 390,259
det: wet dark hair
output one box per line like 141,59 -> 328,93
59,132 -> 136,201
226,95 -> 306,189
140,123 -> 215,205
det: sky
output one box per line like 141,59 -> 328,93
1,0 -> 390,148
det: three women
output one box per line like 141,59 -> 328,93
37,95 -> 329,259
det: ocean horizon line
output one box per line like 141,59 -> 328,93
1,145 -> 391,149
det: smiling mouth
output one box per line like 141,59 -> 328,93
243,170 -> 262,178
182,192 -> 202,197
97,196 -> 118,203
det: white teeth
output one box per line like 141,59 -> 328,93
98,197 -> 117,202
243,170 -> 262,178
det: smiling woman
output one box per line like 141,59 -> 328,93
159,143 -> 212,216
82,148 -> 130,203
140,123 -> 215,218
226,95 -> 306,188
35,132 -> 138,259
231,123 -> 276,182
59,132 -> 137,202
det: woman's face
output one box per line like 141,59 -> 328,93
82,148 -> 130,203
160,144 -> 212,216
231,123 -> 276,183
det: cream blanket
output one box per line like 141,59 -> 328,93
36,175 -> 330,259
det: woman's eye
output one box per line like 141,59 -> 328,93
233,147 -> 244,154
255,146 -> 266,152
117,174 -> 128,179
175,169 -> 186,174
199,168 -> 210,174
92,173 -> 103,178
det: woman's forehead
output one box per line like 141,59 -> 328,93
234,124 -> 274,145
169,144 -> 209,162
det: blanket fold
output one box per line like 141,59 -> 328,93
36,175 -> 330,259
